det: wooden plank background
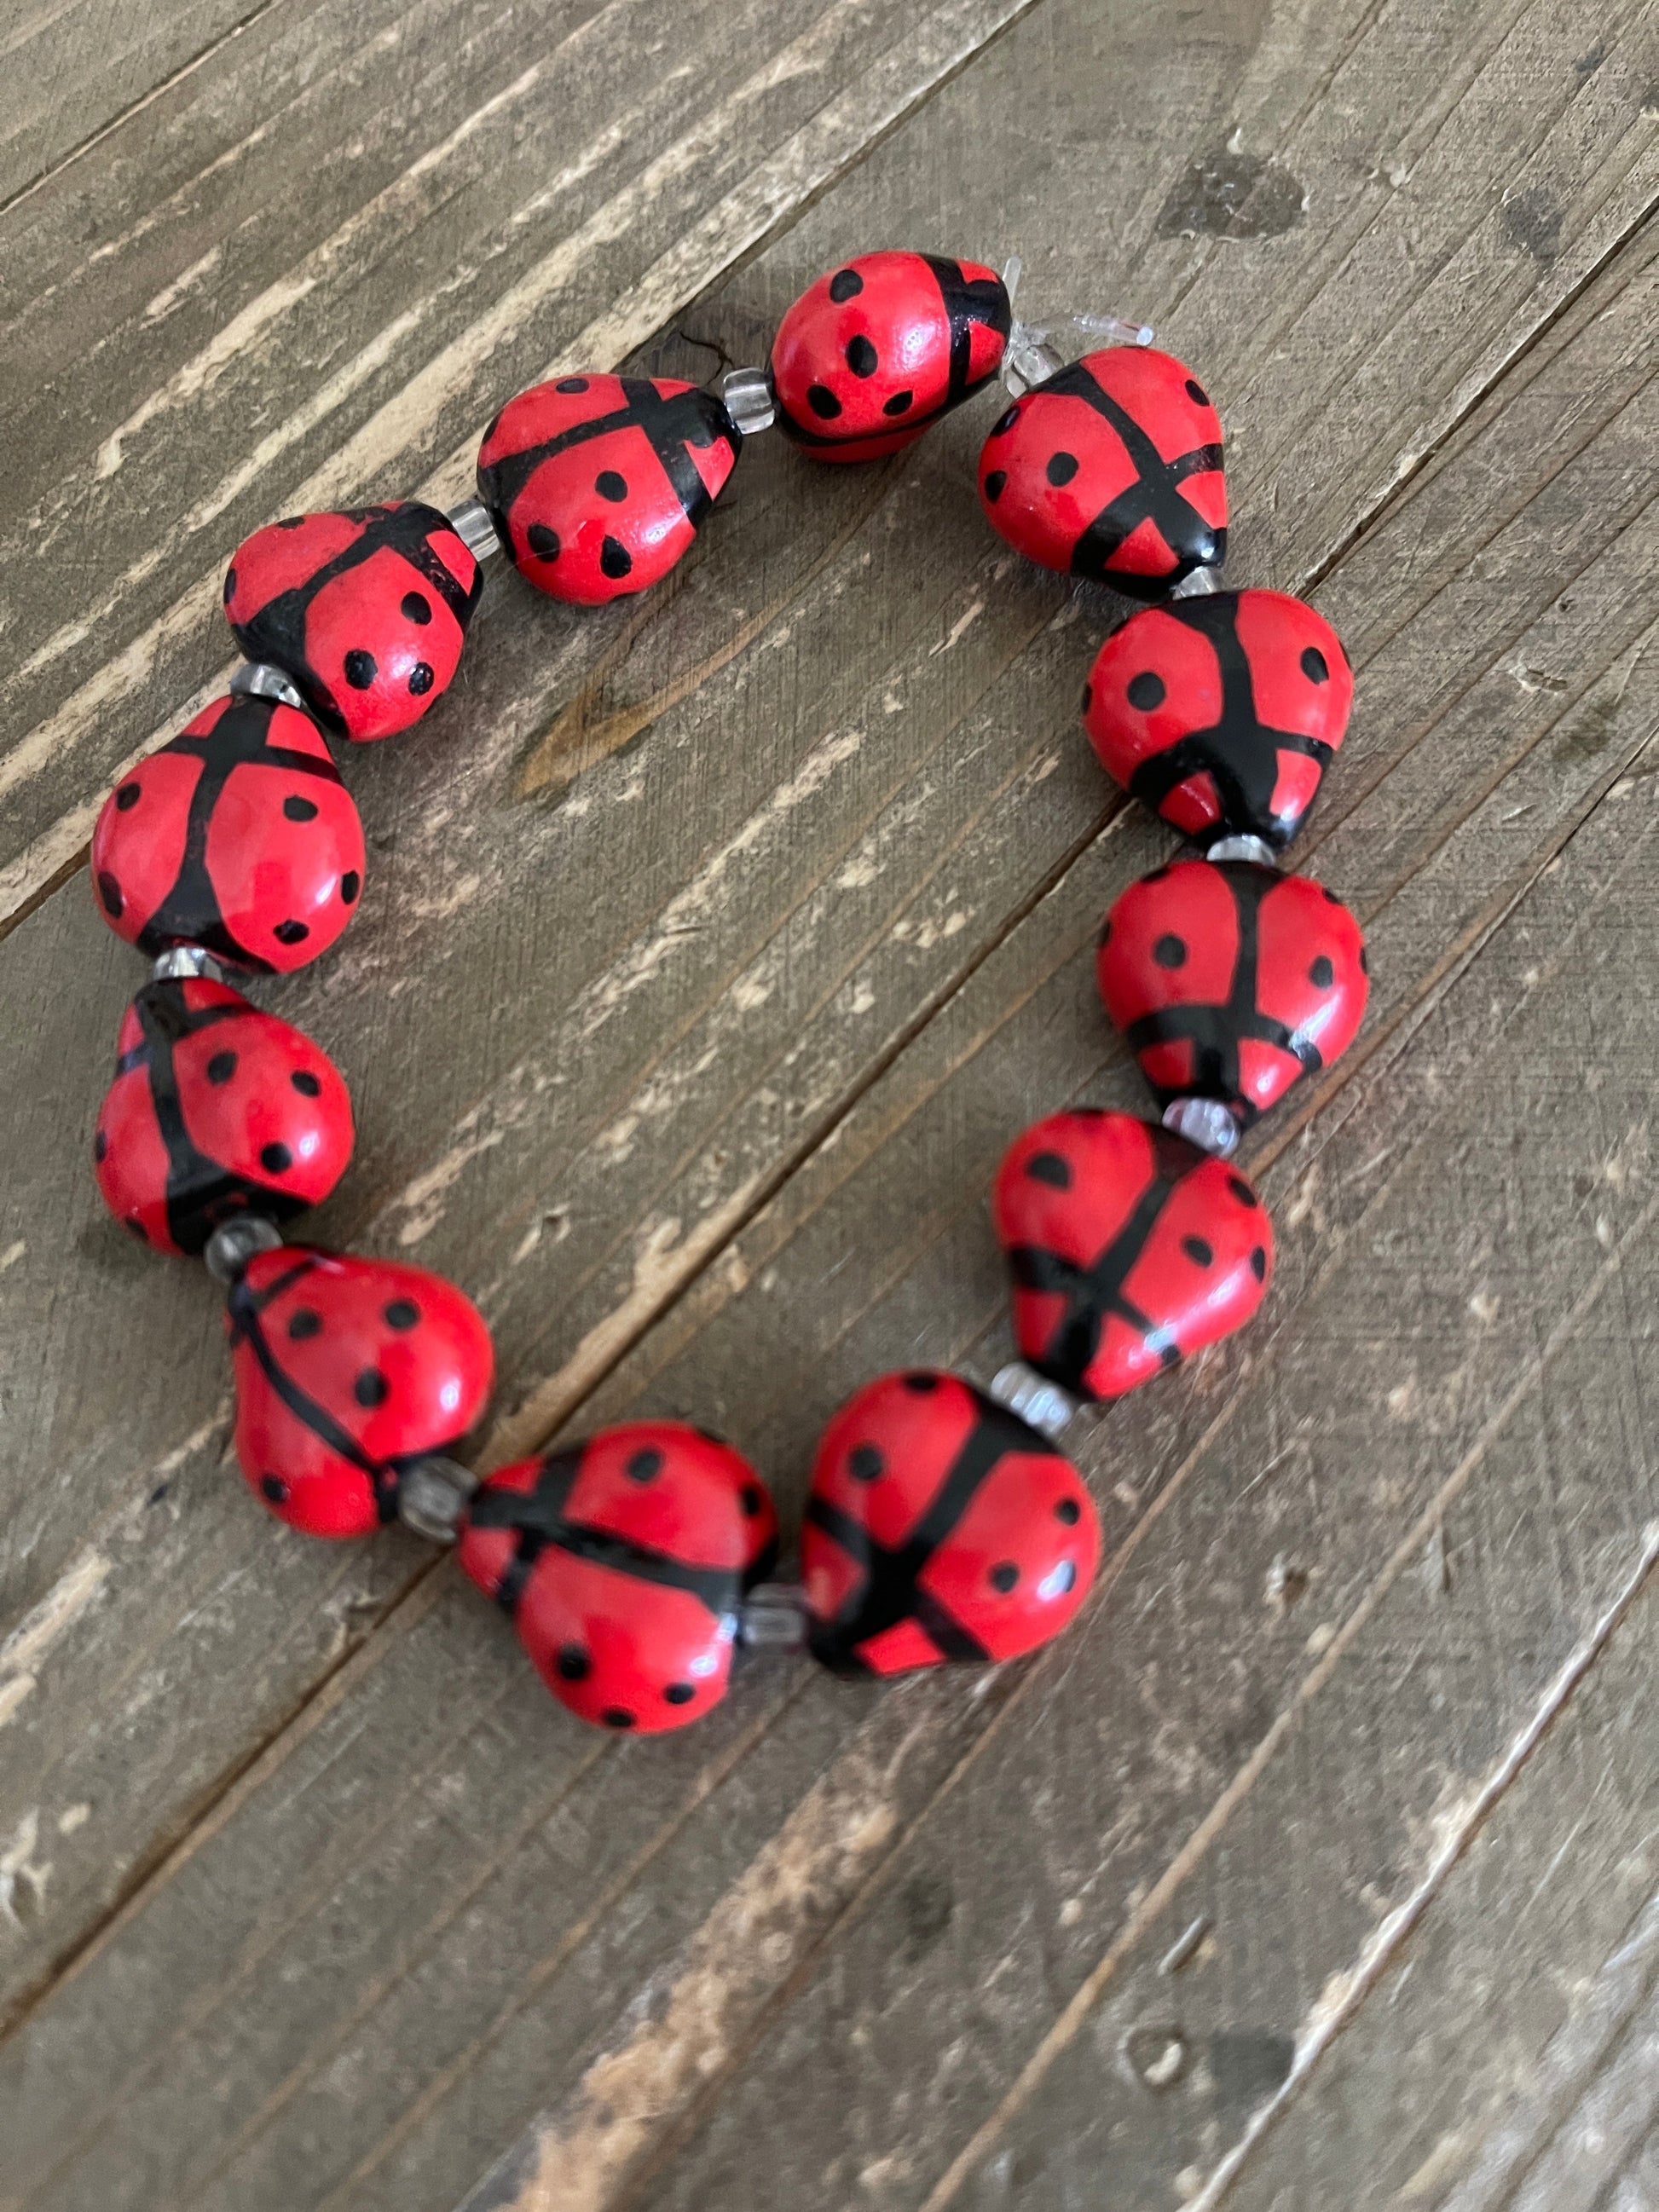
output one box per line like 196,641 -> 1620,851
0,0 -> 1655,2206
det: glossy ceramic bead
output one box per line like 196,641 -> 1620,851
801,1370 -> 1099,1676
992,1110 -> 1271,1401
1097,859 -> 1369,1128
769,251 -> 1011,463
94,978 -> 352,1256
477,373 -> 740,604
224,503 -> 483,742
1083,589 -> 1352,851
459,1424 -> 779,1732
90,694 -> 365,973
979,346 -> 1225,594
228,1247 -> 494,1537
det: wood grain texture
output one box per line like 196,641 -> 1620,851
0,0 -> 1656,2204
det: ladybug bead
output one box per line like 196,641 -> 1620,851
459,1424 -> 778,1733
1097,859 -> 1369,1128
802,1371 -> 1099,1676
224,503 -> 483,742
90,694 -> 365,973
94,978 -> 352,1256
228,1247 -> 494,1538
770,251 -> 1012,464
1084,590 -> 1353,851
992,1111 -> 1271,1401
477,374 -> 740,604
979,346 -> 1226,595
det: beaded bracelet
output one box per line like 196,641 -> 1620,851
85,250 -> 1367,1736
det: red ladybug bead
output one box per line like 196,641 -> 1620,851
992,1111 -> 1271,1401
228,1247 -> 494,1538
770,251 -> 1011,464
223,503 -> 483,742
802,1371 -> 1099,1676
90,694 -> 365,973
979,346 -> 1226,595
1097,859 -> 1369,1128
94,978 -> 352,1256
1084,590 -> 1352,851
458,1424 -> 778,1733
477,374 -> 739,604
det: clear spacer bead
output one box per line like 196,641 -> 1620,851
397,1456 -> 477,1543
203,1214 -> 283,1285
1162,1097 -> 1241,1158
1205,834 -> 1277,867
987,1360 -> 1078,1440
228,661 -> 307,711
1169,565 -> 1224,599
447,498 -> 503,563
719,367 -> 774,436
737,1581 -> 810,1652
150,944 -> 226,985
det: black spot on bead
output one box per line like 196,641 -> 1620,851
828,268 -> 864,303
261,1475 -> 288,1503
1055,1497 -> 1081,1525
1046,451 -> 1079,486
596,470 -> 627,502
206,1051 -> 237,1084
284,794 -> 319,822
882,390 -> 914,416
340,872 -> 361,905
384,1298 -> 420,1331
344,650 -> 377,690
355,1368 -> 390,1408
846,334 -> 877,378
991,406 -> 1019,437
1182,1235 -> 1214,1267
291,1069 -> 321,1097
1228,1175 -> 1258,1208
260,1142 -> 292,1174
740,1482 -> 765,1517
1127,671 -> 1166,711
599,535 -> 633,580
627,1447 -> 664,1482
275,919 -> 309,944
557,1643 -> 591,1680
94,1128 -> 108,1162
401,590 -> 431,626
556,376 -> 589,394
223,567 -> 237,604
983,469 -> 1007,503
990,1562 -> 1019,1593
1309,954 -> 1335,988
602,1707 -> 636,1730
528,523 -> 559,560
408,661 -> 434,696
664,1682 -> 696,1705
1153,933 -> 1188,968
903,1372 -> 940,1394
1300,646 -> 1329,684
1185,378 -> 1211,407
849,1444 -> 884,1482
1250,1245 -> 1268,1281
115,782 -> 141,811
287,1308 -> 321,1340
1026,1151 -> 1072,1190
806,384 -> 842,419
97,872 -> 124,918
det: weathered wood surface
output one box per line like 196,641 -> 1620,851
0,0 -> 1656,2205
